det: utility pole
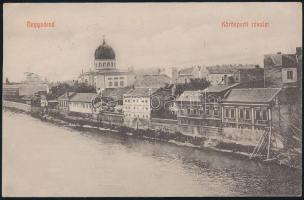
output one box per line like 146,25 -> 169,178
267,108 -> 272,160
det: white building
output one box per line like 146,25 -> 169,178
69,93 -> 99,115
79,37 -> 135,91
123,88 -> 157,129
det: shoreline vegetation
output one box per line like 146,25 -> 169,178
3,106 -> 301,170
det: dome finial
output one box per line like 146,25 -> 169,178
102,35 -> 106,45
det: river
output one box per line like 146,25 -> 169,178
2,110 -> 301,197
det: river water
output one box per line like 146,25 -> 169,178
2,110 -> 301,197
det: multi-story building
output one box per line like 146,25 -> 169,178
172,65 -> 207,84
221,88 -> 282,146
175,83 -> 239,136
206,64 -> 263,87
78,37 -> 135,92
264,49 -> 301,89
123,88 -> 157,129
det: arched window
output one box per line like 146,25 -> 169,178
103,63 -> 106,67
107,62 -> 110,67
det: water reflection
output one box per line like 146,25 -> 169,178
2,110 -> 301,196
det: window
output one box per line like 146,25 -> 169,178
109,82 -> 113,87
231,109 -> 235,118
108,78 -> 112,80
287,70 -> 293,80
205,105 -> 210,115
262,110 -> 267,120
120,77 -> 124,79
214,106 -> 219,116
225,108 -> 229,118
114,77 -> 119,80
120,81 -> 124,86
239,109 -> 244,119
114,82 -> 118,86
245,109 -> 250,120
255,110 -> 261,120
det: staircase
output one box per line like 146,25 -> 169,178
249,130 -> 269,160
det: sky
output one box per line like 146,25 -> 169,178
3,2 -> 302,82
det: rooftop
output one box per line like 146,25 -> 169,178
205,83 -> 239,93
206,64 -> 258,74
134,74 -> 171,88
69,93 -> 98,102
102,87 -> 132,101
124,88 -> 158,98
58,92 -> 76,100
223,88 -> 281,104
175,90 -> 201,102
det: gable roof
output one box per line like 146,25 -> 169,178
102,87 -> 132,101
206,64 -> 257,74
124,88 -> 158,98
178,66 -> 195,75
69,93 -> 98,102
205,83 -> 239,93
223,88 -> 281,104
134,74 -> 171,88
58,92 -> 76,100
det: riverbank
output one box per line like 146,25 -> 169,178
3,106 -> 301,170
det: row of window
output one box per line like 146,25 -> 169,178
108,81 -> 124,87
180,106 -> 219,116
224,108 -> 268,121
125,113 -> 149,119
124,99 -> 149,103
59,100 -> 68,107
96,62 -> 115,68
71,102 -> 92,109
108,77 -> 124,80
124,106 -> 149,110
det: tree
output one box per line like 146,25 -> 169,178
71,82 -> 96,93
174,78 -> 210,96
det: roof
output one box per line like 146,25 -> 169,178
223,88 -> 281,104
58,92 -> 76,100
176,90 -> 201,102
264,54 -> 298,68
94,39 -> 115,60
264,54 -> 282,67
206,64 -> 257,74
102,87 -> 132,100
205,83 -> 239,93
178,66 -> 195,75
79,70 -> 132,77
69,93 -> 98,102
3,84 -> 21,89
134,74 -> 171,88
124,88 -> 158,98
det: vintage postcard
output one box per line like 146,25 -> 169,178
2,2 -> 302,197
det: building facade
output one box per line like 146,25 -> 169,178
123,88 -> 157,129
221,88 -> 282,146
79,37 -> 135,91
57,92 -> 76,114
206,64 -> 262,86
68,93 -> 99,116
175,84 -> 239,137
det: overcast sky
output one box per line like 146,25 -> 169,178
3,3 -> 302,82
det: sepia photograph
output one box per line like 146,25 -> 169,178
2,2 -> 302,197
